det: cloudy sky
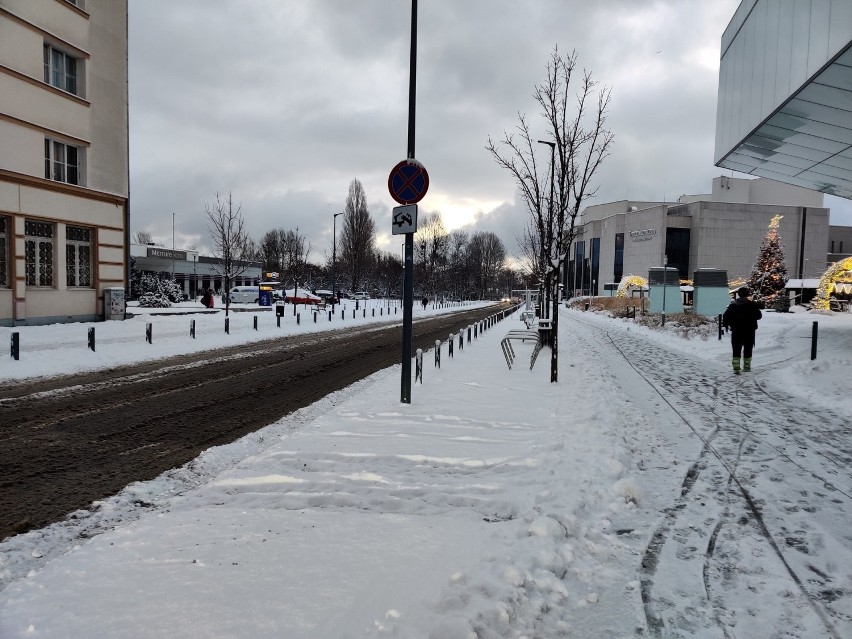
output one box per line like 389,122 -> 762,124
128,0 -> 852,265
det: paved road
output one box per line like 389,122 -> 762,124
0,306 -> 503,542
566,313 -> 852,638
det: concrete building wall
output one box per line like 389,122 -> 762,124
710,176 -> 825,208
0,0 -> 128,326
567,178 -> 836,301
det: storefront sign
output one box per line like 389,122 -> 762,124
148,247 -> 187,261
629,229 -> 657,241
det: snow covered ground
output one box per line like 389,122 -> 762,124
1,301 -> 851,638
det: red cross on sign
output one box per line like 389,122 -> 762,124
388,159 -> 429,205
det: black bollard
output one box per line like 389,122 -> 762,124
190,319 -> 196,338
89,326 -> 96,351
811,321 -> 818,360
254,315 -> 258,331
145,323 -> 152,344
11,332 -> 19,360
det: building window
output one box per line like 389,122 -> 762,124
0,217 -> 7,287
44,139 -> 80,185
66,225 -> 92,287
25,221 -> 54,286
43,44 -> 79,95
613,233 -> 624,283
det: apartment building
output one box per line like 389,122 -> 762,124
0,0 -> 128,326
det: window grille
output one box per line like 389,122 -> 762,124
25,221 -> 54,286
66,226 -> 92,287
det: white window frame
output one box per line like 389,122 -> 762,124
44,138 -> 83,186
25,220 -> 55,287
66,225 -> 93,287
43,44 -> 80,96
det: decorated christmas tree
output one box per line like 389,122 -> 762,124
746,214 -> 788,307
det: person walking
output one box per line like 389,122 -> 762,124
722,286 -> 762,374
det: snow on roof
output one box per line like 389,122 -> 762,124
785,279 -> 821,289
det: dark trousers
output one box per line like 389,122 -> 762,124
731,331 -> 755,358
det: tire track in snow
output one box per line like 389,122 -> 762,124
567,313 -> 846,638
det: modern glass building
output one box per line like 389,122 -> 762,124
714,0 -> 852,199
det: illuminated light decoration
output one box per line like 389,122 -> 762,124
812,256 -> 852,310
616,274 -> 648,298
728,277 -> 746,290
746,214 -> 788,305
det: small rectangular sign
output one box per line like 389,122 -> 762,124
392,204 -> 418,235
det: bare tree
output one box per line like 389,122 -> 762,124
468,231 -> 506,299
258,229 -> 285,276
281,228 -> 311,297
446,229 -> 470,300
375,251 -> 404,300
205,191 -> 253,316
414,212 -> 448,296
487,47 -> 614,382
339,178 -> 376,293
133,230 -> 153,245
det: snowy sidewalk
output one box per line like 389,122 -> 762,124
2,305 -> 851,638
0,308 -> 647,638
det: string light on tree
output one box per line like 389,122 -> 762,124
746,214 -> 788,308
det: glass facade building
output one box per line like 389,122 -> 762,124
714,0 -> 852,199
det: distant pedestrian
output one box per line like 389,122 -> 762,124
421,296 -> 428,310
722,287 -> 762,374
200,288 -> 214,309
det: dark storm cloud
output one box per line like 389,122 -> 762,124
129,0 -> 763,263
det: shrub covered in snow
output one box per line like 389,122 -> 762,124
135,274 -> 184,306
137,292 -> 172,308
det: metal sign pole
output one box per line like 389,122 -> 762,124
400,0 -> 418,404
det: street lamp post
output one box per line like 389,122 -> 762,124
537,140 -> 555,319
332,212 -> 343,307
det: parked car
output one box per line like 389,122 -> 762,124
283,288 -> 322,305
228,286 -> 259,304
352,291 -> 370,300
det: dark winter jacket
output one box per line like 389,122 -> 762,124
722,298 -> 762,333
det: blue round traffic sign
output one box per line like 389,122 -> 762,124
388,159 -> 429,205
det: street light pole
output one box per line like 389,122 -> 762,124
332,212 -> 343,306
537,140 -> 555,318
